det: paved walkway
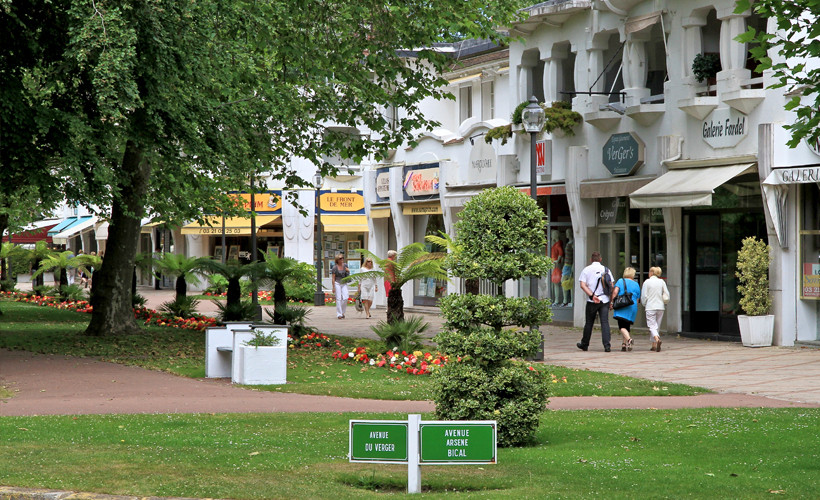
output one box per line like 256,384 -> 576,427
2,286 -> 820,417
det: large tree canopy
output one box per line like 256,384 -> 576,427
736,0 -> 820,147
1,0 -> 525,335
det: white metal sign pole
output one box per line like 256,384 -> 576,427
407,414 -> 421,494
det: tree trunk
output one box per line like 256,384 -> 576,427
272,282 -> 286,324
175,276 -> 187,300
85,141 -> 151,336
226,277 -> 241,308
387,287 -> 404,324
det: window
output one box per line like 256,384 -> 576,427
800,183 -> 820,300
481,80 -> 494,120
459,86 -> 473,123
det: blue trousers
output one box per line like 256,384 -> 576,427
580,300 -> 611,349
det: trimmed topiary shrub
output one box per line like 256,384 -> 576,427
431,186 -> 552,447
736,236 -> 772,316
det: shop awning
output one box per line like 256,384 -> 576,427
629,164 -> 755,209
95,221 -> 109,241
2,220 -> 58,244
47,217 -> 79,237
369,208 -> 392,219
52,216 -> 97,244
180,215 -> 280,235
321,215 -> 369,232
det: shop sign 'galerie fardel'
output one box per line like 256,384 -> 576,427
702,108 -> 748,149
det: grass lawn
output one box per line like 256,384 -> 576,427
0,301 -> 709,398
1,408 -> 818,499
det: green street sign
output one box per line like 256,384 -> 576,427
419,422 -> 497,464
349,421 -> 408,463
602,132 -> 645,176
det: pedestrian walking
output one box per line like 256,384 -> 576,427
641,266 -> 670,351
611,267 -> 641,351
577,251 -> 615,352
383,249 -> 396,298
331,254 -> 350,319
358,258 -> 377,319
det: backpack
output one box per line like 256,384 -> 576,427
597,267 -> 613,297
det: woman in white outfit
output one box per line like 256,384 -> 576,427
357,258 -> 378,318
331,254 -> 350,319
641,266 -> 670,352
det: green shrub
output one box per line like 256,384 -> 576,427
0,279 -> 17,292
736,236 -> 772,316
205,274 -> 228,294
60,284 -> 87,302
283,263 -> 318,302
267,303 -> 313,338
244,330 -> 281,348
132,293 -> 147,308
370,316 -> 429,352
214,299 -> 257,322
432,186 -> 551,447
159,296 -> 200,318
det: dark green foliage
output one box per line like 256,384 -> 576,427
432,360 -> 549,447
485,100 -> 582,145
267,304 -> 313,338
205,275 -> 228,295
215,299 -> 257,322
60,284 -> 87,302
369,316 -> 429,352
159,296 -> 201,319
691,53 -> 721,83
432,186 -> 551,446
439,295 -> 552,331
452,186 -> 551,285
283,262 -> 318,302
132,293 -> 147,309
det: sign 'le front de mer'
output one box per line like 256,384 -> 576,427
603,132 -> 645,177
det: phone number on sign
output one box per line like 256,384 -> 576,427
198,228 -> 242,234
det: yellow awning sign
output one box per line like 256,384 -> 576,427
321,215 -> 369,233
369,208 -> 392,219
402,203 -> 442,215
180,215 -> 280,235
320,192 -> 365,212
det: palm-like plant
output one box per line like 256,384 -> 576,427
0,242 -> 28,285
424,231 -> 481,295
73,252 -> 102,292
259,250 -> 315,324
27,241 -> 54,290
345,242 -> 446,324
32,250 -> 77,299
200,259 -> 266,321
151,253 -> 211,301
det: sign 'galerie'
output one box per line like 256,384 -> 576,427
701,108 -> 748,148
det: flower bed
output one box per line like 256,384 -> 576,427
332,347 -> 449,376
4,291 -> 219,331
288,331 -> 342,349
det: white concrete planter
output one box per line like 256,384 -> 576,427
236,345 -> 287,385
737,315 -> 774,347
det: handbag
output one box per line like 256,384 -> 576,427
612,279 -> 634,310
662,290 -> 670,304
354,293 -> 364,312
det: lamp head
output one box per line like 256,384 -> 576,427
313,171 -> 324,189
521,96 -> 546,133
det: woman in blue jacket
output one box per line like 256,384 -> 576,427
610,267 -> 641,351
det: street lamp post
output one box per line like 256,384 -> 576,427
313,171 -> 325,306
251,176 -> 262,321
522,96 -> 546,300
522,96 -> 546,360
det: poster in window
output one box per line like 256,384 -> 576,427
803,263 -> 820,298
417,278 -> 427,296
266,245 -> 280,258
348,260 -> 361,275
426,277 -> 437,297
227,245 -> 240,261
347,240 -> 361,260
213,246 -> 224,260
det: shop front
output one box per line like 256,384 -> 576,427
630,162 -> 767,339
180,191 -> 284,263
401,163 -> 447,307
316,190 -> 368,288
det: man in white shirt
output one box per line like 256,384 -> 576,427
577,251 -> 614,352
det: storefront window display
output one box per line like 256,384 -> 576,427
800,183 -> 820,300
414,214 -> 447,306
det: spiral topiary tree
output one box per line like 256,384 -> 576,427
431,186 -> 552,447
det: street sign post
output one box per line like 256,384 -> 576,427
349,415 -> 497,494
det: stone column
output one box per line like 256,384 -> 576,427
622,35 -> 650,106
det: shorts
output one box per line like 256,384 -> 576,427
616,317 -> 633,332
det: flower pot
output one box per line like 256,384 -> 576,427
236,345 -> 287,385
737,315 -> 774,347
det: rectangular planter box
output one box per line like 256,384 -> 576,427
236,345 -> 287,385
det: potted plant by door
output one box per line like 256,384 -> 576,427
736,236 -> 774,347
692,53 -> 721,85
